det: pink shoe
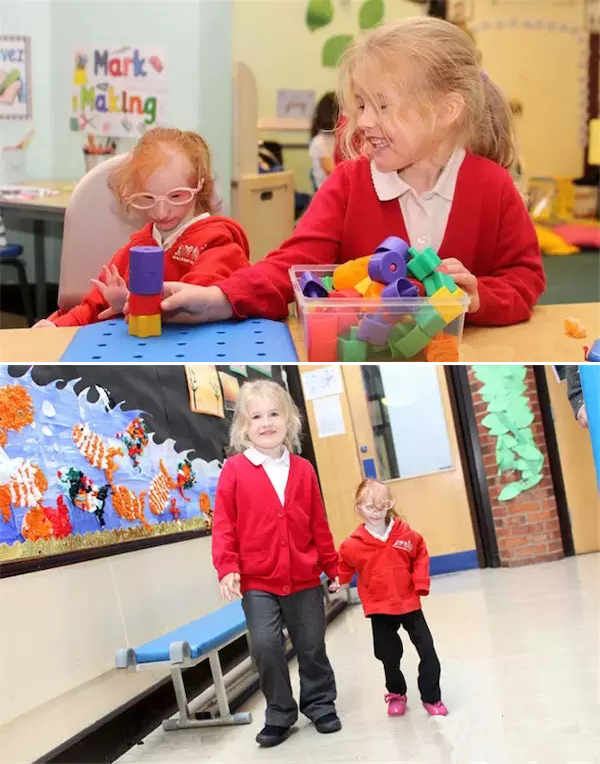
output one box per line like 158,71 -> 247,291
384,693 -> 407,716
422,700 -> 448,716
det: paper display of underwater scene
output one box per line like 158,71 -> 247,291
0,367 -> 222,561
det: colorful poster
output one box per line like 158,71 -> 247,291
0,36 -> 31,120
185,365 -> 224,418
70,45 -> 167,138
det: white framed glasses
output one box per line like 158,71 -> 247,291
127,182 -> 203,210
359,501 -> 395,512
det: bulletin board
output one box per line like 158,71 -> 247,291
0,36 -> 32,120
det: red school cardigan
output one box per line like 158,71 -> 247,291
211,453 -> 339,596
217,153 -> 545,327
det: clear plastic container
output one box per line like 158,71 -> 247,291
290,265 -> 470,362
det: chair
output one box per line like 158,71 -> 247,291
0,243 -> 35,326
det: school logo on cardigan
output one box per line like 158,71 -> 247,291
393,539 -> 413,552
172,243 -> 207,265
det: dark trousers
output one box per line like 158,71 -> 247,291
242,586 -> 337,727
370,610 -> 441,703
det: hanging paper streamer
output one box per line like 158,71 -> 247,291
472,365 -> 545,501
579,365 -> 600,492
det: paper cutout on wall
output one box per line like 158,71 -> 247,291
472,365 -> 544,501
185,365 -> 224,418
218,372 -> 240,411
228,365 -> 247,377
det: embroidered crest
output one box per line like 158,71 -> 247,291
393,539 -> 413,552
172,243 -> 207,265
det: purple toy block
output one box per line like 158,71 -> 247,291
129,246 -> 165,295
298,271 -> 329,298
368,248 -> 407,285
374,236 -> 410,263
356,315 -> 392,346
382,277 -> 419,300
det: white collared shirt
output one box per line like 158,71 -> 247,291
370,148 -> 466,253
364,518 -> 394,542
152,212 -> 210,251
243,446 -> 290,505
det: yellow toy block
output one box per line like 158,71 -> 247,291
354,276 -> 374,296
365,281 -> 384,298
332,256 -> 371,291
429,286 -> 465,324
129,314 -> 162,338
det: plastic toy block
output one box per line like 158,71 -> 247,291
422,270 -> 456,296
414,305 -> 448,338
381,277 -> 419,302
129,292 -> 162,315
584,338 -> 600,362
332,256 -> 371,290
357,315 -> 391,346
368,247 -> 407,285
129,246 -> 164,295
368,343 -> 393,361
407,247 -> 441,281
337,336 -> 368,362
354,276 -> 375,296
299,271 -> 329,298
425,332 -> 459,362
365,281 -> 385,298
429,286 -> 465,324
322,276 -> 334,293
128,314 -> 161,338
374,236 -> 410,263
307,313 -> 338,361
337,310 -> 360,336
390,325 -> 430,359
329,288 -> 361,299
407,277 -> 426,297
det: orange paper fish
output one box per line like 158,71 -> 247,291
73,424 -> 123,482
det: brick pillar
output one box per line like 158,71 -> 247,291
468,366 -> 564,567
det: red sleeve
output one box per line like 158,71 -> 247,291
49,243 -> 131,327
211,461 -> 240,581
467,177 -> 545,326
338,540 -> 356,585
180,236 -> 250,287
412,535 -> 430,596
217,166 -> 349,319
308,464 -> 339,580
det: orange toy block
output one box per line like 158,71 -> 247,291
564,316 -> 586,338
425,332 -> 459,362
332,256 -> 371,291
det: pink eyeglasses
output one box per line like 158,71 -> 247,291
127,181 -> 203,210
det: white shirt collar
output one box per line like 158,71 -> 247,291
364,518 -> 394,542
244,446 -> 290,467
152,211 -> 210,250
370,147 -> 466,202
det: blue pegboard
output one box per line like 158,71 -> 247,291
60,318 -> 299,362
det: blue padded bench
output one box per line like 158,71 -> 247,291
115,600 -> 252,731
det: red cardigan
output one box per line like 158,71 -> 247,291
218,153 -> 545,326
50,216 -> 250,326
212,453 -> 338,596
338,519 -> 430,617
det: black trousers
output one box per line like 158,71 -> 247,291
242,586 -> 337,727
370,609 -> 441,703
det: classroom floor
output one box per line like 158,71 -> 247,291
539,251 -> 600,305
116,554 -> 599,764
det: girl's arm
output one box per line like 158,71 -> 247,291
308,465 -> 339,581
412,535 -> 431,596
180,228 -> 250,286
337,542 -> 357,586
565,366 -> 584,419
212,461 -> 241,581
467,175 -> 546,326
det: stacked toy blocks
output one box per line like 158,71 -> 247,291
297,237 -> 466,362
128,246 -> 165,338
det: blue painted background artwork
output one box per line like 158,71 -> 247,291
579,365 -> 600,492
0,367 -> 222,551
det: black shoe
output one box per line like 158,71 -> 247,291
256,724 -> 291,747
314,712 -> 342,733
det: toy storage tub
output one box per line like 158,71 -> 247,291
290,265 -> 469,362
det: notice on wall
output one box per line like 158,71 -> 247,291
0,36 -> 31,120
301,366 -> 343,401
70,45 -> 167,137
276,89 -> 316,120
313,395 -> 346,439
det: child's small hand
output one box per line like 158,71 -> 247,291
219,572 -> 241,601
576,404 -> 588,428
90,265 -> 129,320
438,258 -> 480,313
328,577 -> 341,593
160,283 -> 233,324
32,319 -> 57,329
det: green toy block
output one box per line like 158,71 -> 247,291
338,336 -> 368,362
322,275 -> 334,293
391,326 -> 431,359
414,305 -> 447,337
407,247 -> 442,281
423,270 -> 457,297
368,343 -> 393,361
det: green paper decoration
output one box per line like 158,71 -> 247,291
322,34 -> 354,67
472,365 -> 544,501
306,0 -> 335,31
359,0 -> 384,30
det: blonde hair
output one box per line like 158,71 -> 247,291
355,478 -> 399,524
108,127 -> 215,214
228,380 -> 302,455
337,17 -> 515,169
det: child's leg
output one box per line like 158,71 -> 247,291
242,590 -> 298,727
401,610 -> 442,703
370,614 -> 407,694
280,585 -> 337,722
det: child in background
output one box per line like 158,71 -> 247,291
156,17 -> 545,328
332,479 -> 447,718
212,380 -> 341,748
308,92 -> 338,190
34,128 -> 250,327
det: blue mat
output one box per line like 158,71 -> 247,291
60,317 -> 298,362
135,600 -> 247,664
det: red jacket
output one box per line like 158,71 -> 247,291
212,453 -> 338,596
338,519 -> 430,617
218,153 -> 545,326
50,216 -> 250,326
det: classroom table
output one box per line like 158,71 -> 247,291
0,303 -> 597,363
0,180 -> 75,319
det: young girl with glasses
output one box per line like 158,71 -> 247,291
332,478 -> 448,718
35,128 -> 250,327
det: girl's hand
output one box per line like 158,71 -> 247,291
439,258 -> 480,313
90,265 -> 129,320
32,319 -> 56,329
328,577 -> 341,593
219,572 -> 241,601
160,283 -> 234,324
576,404 -> 588,428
